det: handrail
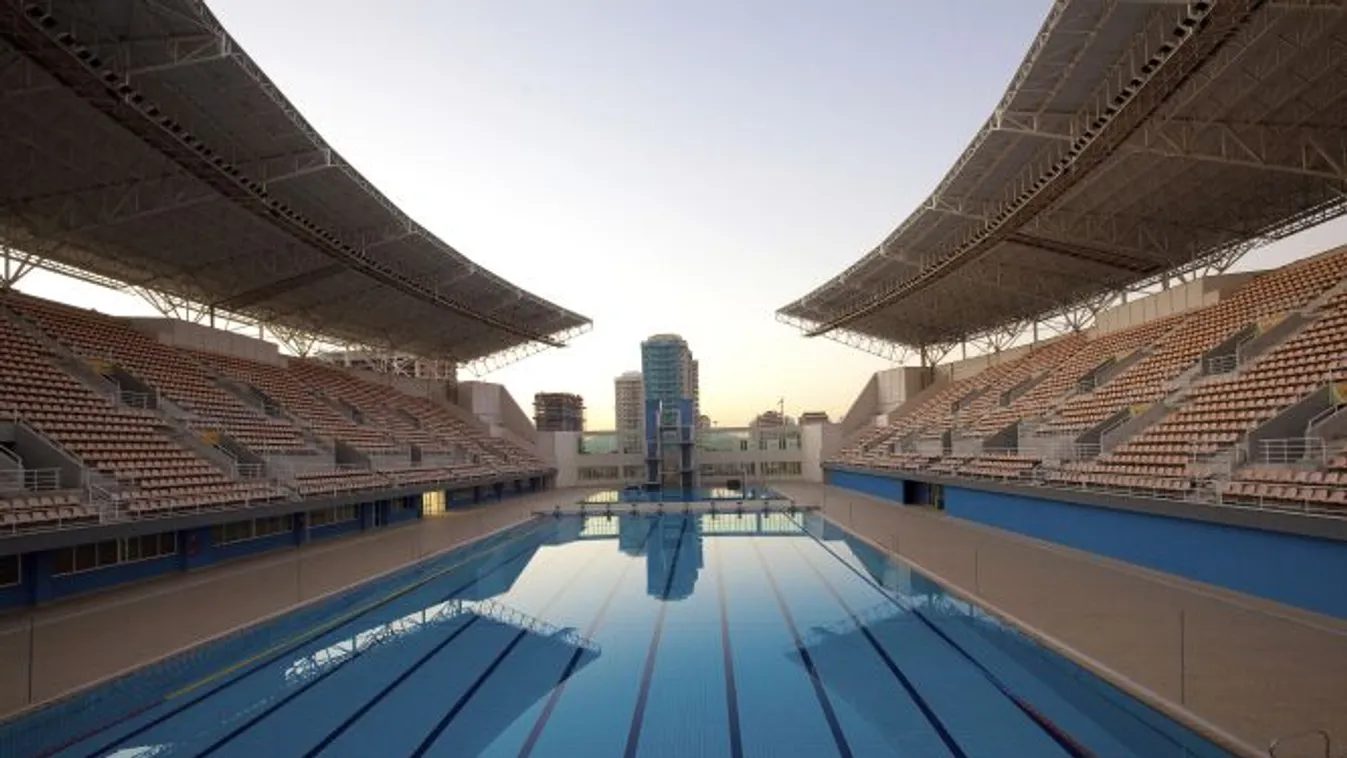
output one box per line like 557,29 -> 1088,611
1256,437 -> 1326,465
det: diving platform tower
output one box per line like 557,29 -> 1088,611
643,397 -> 697,498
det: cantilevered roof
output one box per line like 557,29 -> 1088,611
0,0 -> 590,363
779,0 -> 1347,350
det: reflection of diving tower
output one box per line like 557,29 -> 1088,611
644,397 -> 697,496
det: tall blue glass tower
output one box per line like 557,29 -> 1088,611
640,334 -> 698,495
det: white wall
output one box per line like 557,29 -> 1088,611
128,318 -> 282,365
1094,273 -> 1257,335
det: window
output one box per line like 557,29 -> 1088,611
0,554 -> 19,587
51,532 -> 177,576
212,515 -> 294,546
310,505 -> 359,527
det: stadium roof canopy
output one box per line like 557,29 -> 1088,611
779,0 -> 1347,356
0,0 -> 590,365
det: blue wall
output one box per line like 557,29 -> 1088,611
828,469 -> 1347,619
830,469 -> 906,502
946,486 -> 1347,619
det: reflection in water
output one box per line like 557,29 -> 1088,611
646,516 -> 704,600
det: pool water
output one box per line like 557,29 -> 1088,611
2,513 -> 1234,757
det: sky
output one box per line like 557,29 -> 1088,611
15,0 -> 1347,430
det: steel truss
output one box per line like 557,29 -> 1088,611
781,0 -> 1347,359
7,250 -> 586,377
0,0 -> 591,365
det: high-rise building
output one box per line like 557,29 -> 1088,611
640,334 -> 698,421
533,392 -> 585,432
614,371 -> 644,452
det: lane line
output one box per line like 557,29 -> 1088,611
789,539 -> 969,758
302,535 -> 608,758
621,516 -> 690,758
714,540 -> 744,758
516,517 -> 659,758
790,516 -> 1097,758
750,539 -> 853,758
72,522 -> 551,758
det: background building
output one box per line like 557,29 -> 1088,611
533,392 -> 585,432
640,334 -> 698,422
614,370 -> 644,453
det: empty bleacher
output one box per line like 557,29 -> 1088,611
0,293 -> 548,532
830,247 -> 1347,516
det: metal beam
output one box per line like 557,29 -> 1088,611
803,1 -> 1260,337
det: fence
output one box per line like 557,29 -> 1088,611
0,468 -> 62,493
1251,437 -> 1327,465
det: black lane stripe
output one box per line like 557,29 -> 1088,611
750,539 -> 853,758
410,628 -> 531,757
714,541 -> 744,758
792,518 -> 1096,758
517,517 -> 659,758
303,535 -> 607,758
789,540 -> 968,758
621,516 -> 690,758
197,614 -> 480,757
82,524 -> 553,758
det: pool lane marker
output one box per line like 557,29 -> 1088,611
408,520 -> 648,758
66,520 -> 552,758
787,540 -> 969,758
304,533 -> 611,758
621,516 -> 690,758
713,540 -> 745,758
790,517 -> 1097,758
516,517 -> 659,758
750,539 -> 854,758
194,529 -> 580,758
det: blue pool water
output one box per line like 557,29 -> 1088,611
2,513 -> 1234,757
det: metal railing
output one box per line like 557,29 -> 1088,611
116,388 -> 157,410
0,467 -> 62,492
1202,353 -> 1238,376
1253,437 -> 1327,465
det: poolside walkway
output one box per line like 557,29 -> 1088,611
0,488 -> 586,721
773,482 -> 1347,756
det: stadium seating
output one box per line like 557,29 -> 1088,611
0,293 -> 548,532
6,295 -> 309,454
831,247 -> 1347,515
0,306 -> 280,523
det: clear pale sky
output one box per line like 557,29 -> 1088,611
15,0 -> 1347,430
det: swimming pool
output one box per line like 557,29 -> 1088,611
2,513 -> 1235,757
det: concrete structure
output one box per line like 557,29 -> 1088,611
533,421 -> 843,489
614,371 -> 644,454
533,392 -> 585,432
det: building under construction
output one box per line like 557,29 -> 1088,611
533,392 -> 585,432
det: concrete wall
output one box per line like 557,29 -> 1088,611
1094,273 -> 1256,336
800,422 -> 842,482
128,317 -> 282,365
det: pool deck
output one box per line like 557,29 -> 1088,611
774,483 -> 1347,757
2,483 -> 1344,755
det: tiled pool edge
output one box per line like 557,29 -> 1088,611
825,513 -> 1265,758
0,509 -> 545,727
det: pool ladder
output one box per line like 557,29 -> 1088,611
1269,729 -> 1335,758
